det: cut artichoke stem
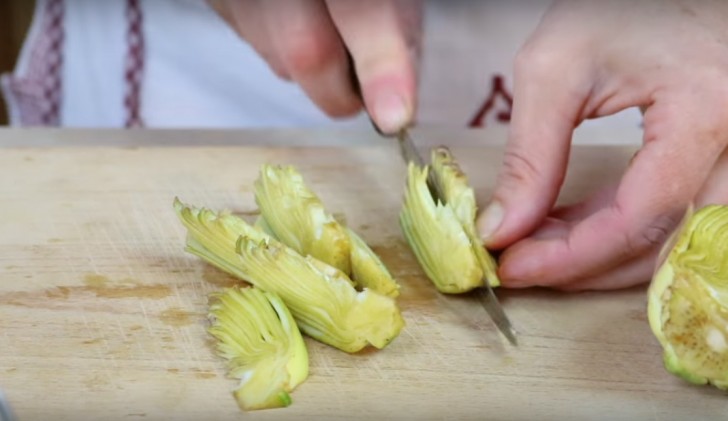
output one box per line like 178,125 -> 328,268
174,198 -> 404,353
399,147 -> 500,293
254,164 -> 400,297
648,204 -> 728,390
208,286 -> 309,411
254,164 -> 352,275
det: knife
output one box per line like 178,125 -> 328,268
346,54 -> 517,345
0,390 -> 16,421
397,129 -> 518,346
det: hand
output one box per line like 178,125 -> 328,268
476,0 -> 728,291
206,0 -> 422,134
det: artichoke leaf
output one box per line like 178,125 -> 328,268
235,236 -> 404,352
254,164 -> 352,275
208,286 -> 309,411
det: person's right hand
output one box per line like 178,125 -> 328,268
207,0 -> 423,134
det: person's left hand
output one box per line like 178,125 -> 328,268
476,0 -> 728,291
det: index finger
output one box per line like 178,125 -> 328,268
326,0 -> 422,134
499,91 -> 728,287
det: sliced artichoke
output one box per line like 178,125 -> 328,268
254,164 -> 400,297
346,228 -> 400,298
208,286 -> 308,411
173,197 -> 271,278
236,236 -> 404,352
174,198 -> 404,353
254,164 -> 352,275
648,204 -> 728,389
399,147 -> 500,293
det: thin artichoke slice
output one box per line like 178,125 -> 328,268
254,164 -> 352,275
254,164 -> 400,297
431,147 -> 500,288
235,236 -> 404,352
208,286 -> 309,411
173,197 -> 272,280
346,228 -> 400,298
399,146 -> 501,293
173,199 -> 404,353
648,204 -> 728,389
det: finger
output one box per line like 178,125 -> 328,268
207,0 -> 290,79
498,91 -> 728,287
550,183 -> 619,222
326,0 -> 422,133
562,148 -> 728,292
555,247 -> 657,292
261,0 -> 361,117
498,218 -> 657,291
476,43 -> 593,249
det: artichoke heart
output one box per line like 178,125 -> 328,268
400,147 -> 500,294
254,164 -> 400,298
648,204 -> 728,389
208,286 -> 308,411
174,198 -> 404,353
254,164 -> 352,275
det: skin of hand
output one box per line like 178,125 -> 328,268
476,0 -> 728,291
206,0 -> 423,134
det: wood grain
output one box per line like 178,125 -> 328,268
0,129 -> 724,421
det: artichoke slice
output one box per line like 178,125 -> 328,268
173,197 -> 271,279
236,236 -> 404,352
648,204 -> 728,389
346,228 -> 400,298
254,164 -> 400,297
208,286 -> 308,411
399,147 -> 500,293
254,164 -> 352,275
174,198 -> 404,353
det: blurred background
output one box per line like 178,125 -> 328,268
0,0 -> 34,125
0,0 -> 640,132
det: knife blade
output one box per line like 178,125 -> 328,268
346,54 -> 516,345
0,390 -> 16,421
397,129 -> 517,345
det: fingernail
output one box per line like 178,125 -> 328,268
373,92 -> 410,134
478,201 -> 504,240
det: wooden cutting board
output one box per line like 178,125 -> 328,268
0,128 -> 725,420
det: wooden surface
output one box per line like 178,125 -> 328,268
0,128 -> 725,420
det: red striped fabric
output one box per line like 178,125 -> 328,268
3,0 -> 64,126
124,0 -> 145,128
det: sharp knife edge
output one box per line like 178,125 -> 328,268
466,227 -> 518,346
346,53 -> 517,345
397,130 -> 517,345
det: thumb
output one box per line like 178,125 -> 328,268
477,50 -> 590,249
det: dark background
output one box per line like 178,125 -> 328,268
0,0 -> 36,125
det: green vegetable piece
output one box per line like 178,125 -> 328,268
649,204 -> 728,390
208,286 -> 308,411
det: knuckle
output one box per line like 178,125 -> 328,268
628,211 -> 682,254
514,41 -> 555,79
499,148 -> 544,187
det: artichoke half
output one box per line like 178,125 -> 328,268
174,198 -> 404,353
400,146 -> 500,294
208,286 -> 308,410
254,164 -> 400,298
648,204 -> 728,389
